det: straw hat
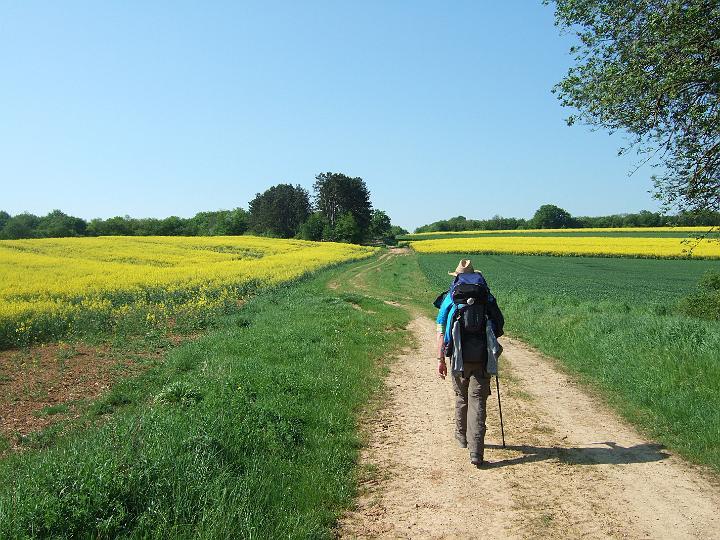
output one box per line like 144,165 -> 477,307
448,259 -> 475,276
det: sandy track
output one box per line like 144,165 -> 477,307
337,255 -> 720,539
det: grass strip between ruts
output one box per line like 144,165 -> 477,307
0,257 -> 411,539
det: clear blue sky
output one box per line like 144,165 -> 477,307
1,1 -> 659,231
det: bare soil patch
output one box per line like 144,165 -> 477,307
0,337 -> 189,452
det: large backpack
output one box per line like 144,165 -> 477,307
451,273 -> 489,364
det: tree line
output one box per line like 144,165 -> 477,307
0,172 -> 407,244
0,208 -> 250,240
414,204 -> 720,233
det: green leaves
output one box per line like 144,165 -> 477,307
531,204 -> 576,228
548,0 -> 720,212
313,172 -> 373,242
248,184 -> 311,238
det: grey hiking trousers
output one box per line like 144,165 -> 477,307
452,366 -> 491,458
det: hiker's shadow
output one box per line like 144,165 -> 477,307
484,441 -> 670,468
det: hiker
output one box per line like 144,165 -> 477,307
434,259 -> 504,467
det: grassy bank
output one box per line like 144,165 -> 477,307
417,253 -> 720,471
0,256 -> 410,539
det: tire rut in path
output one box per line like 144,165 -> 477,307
336,256 -> 720,539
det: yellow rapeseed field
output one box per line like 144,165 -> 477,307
410,236 -> 720,259
404,226 -> 715,237
0,236 -> 376,348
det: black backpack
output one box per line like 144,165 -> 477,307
451,282 -> 489,364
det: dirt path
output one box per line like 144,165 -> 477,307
337,252 -> 720,539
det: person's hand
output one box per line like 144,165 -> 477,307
437,358 -> 447,379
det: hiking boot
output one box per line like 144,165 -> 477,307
455,433 -> 467,449
470,453 -> 484,468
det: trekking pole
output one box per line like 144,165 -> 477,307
496,375 -> 506,447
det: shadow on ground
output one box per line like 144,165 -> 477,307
484,441 -> 669,468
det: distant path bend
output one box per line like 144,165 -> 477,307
337,250 -> 720,539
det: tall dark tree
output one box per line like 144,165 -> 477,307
313,172 -> 372,240
531,204 -> 576,229
547,0 -> 720,212
248,184 -> 310,238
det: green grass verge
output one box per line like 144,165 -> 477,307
417,253 -> 720,472
0,257 -> 411,539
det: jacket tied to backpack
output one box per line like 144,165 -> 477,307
435,271 -> 505,376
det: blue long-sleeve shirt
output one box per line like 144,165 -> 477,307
436,286 -> 499,346
435,292 -> 457,345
